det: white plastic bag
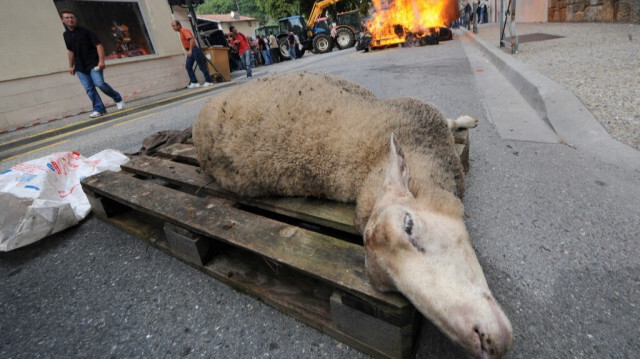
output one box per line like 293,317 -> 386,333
0,149 -> 129,251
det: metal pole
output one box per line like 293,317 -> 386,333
499,0 -> 504,47
186,0 -> 203,48
510,0 -> 518,53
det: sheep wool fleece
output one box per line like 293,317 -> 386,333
192,72 -> 465,232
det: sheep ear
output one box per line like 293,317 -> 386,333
383,133 -> 410,193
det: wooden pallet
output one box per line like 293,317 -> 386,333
80,129 -> 469,359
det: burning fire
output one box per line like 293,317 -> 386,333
367,0 -> 459,47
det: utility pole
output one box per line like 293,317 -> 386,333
499,0 -> 517,53
185,0 -> 203,48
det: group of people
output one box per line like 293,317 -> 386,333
61,9 -> 312,119
61,8 -> 222,118
226,27 -> 284,78
62,9 -> 281,119
456,1 -> 489,32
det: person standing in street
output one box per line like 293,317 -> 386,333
464,2 -> 472,30
230,26 -> 252,78
268,31 -> 280,63
60,9 -> 124,118
259,35 -> 272,66
472,1 -> 480,33
287,29 -> 297,60
330,23 -> 339,50
171,20 -> 214,89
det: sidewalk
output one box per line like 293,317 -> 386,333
0,79 -> 239,151
0,57 -> 300,147
461,22 -> 640,170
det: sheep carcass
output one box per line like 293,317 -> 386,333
193,72 -> 512,359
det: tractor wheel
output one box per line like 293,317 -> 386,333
335,28 -> 356,49
313,34 -> 332,54
278,38 -> 291,60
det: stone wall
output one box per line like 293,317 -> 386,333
549,0 -> 640,23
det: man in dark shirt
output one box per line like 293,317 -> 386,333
61,9 -> 124,118
287,30 -> 297,60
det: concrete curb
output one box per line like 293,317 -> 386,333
462,30 -> 640,171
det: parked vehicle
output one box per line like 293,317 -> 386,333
254,24 -> 279,39
275,0 -> 361,60
334,10 -> 361,49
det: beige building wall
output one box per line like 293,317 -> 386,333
0,0 -> 193,131
219,21 -> 258,38
516,0 -> 549,22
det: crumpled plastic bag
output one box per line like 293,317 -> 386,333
0,149 -> 129,251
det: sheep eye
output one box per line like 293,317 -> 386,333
403,213 -> 413,236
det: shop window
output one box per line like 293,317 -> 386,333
54,0 -> 155,59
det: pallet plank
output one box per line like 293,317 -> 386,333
80,170 -> 409,309
121,155 -> 359,235
155,142 -> 198,165
331,292 -> 417,358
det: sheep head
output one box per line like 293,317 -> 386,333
363,134 -> 513,359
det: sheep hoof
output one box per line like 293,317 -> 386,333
456,115 -> 478,129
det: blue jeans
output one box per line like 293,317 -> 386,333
185,47 -> 212,84
261,49 -> 272,65
289,44 -> 297,60
240,50 -> 252,77
76,68 -> 122,114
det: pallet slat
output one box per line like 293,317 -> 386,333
121,156 -> 359,235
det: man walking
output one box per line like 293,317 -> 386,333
472,1 -> 479,34
171,20 -> 214,89
229,26 -> 251,78
61,9 -> 124,118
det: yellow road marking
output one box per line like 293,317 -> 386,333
6,116 -> 129,154
1,140 -> 69,162
183,98 -> 206,106
113,114 -> 154,127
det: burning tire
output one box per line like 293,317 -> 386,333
335,28 -> 356,49
313,34 -> 332,54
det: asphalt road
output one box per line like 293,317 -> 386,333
1,37 -> 639,359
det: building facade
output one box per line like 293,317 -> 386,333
197,14 -> 259,37
0,0 -> 199,132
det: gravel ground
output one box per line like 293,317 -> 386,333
474,22 -> 640,151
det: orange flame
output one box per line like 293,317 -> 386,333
367,0 -> 459,47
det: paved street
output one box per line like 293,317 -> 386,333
1,32 -> 639,359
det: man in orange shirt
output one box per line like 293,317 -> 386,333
171,20 -> 213,88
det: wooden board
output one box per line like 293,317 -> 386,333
80,129 -> 470,359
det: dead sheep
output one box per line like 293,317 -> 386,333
193,72 -> 512,359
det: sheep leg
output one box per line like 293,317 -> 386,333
446,115 -> 478,130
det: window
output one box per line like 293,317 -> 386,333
54,0 -> 155,59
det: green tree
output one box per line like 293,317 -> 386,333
197,0 -> 263,20
269,0 -> 368,22
256,0 -> 296,20
197,0 -> 369,25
